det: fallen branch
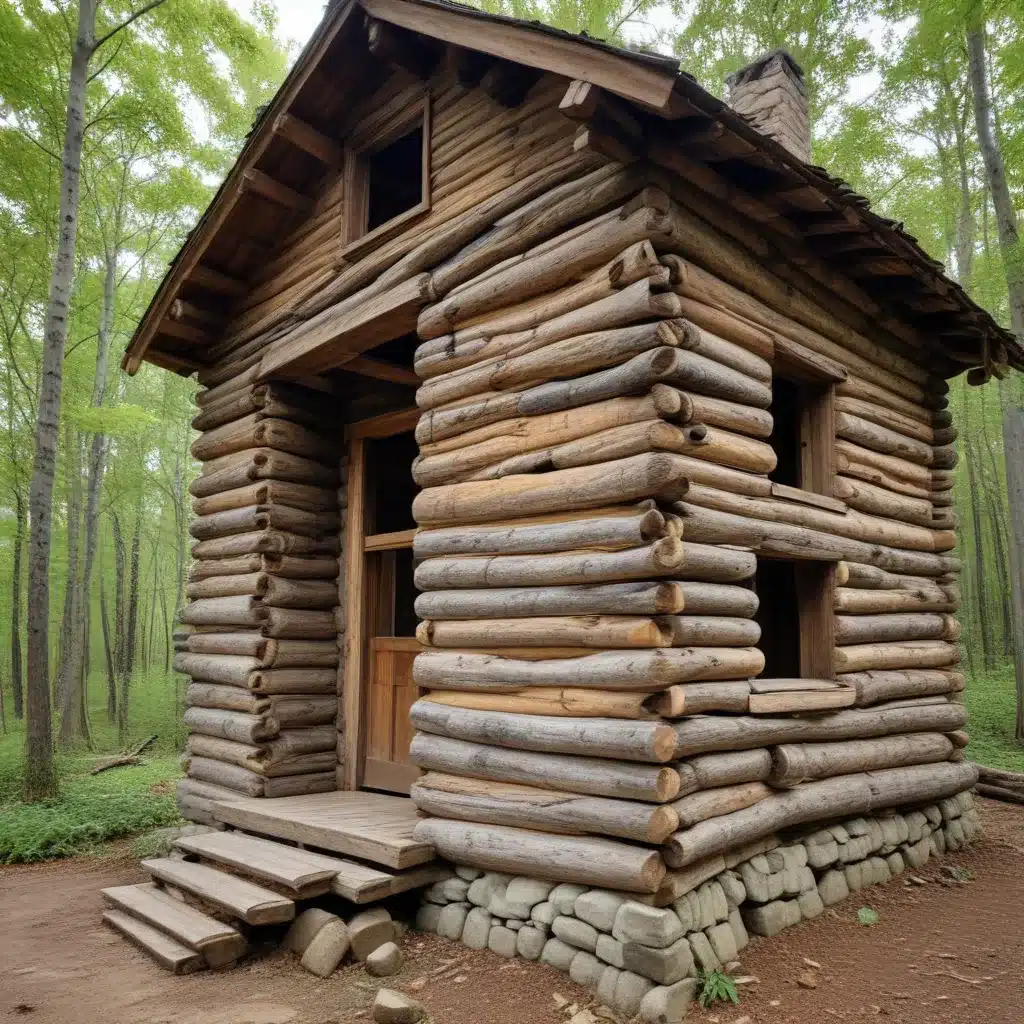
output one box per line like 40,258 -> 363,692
90,735 -> 158,775
973,763 -> 1024,788
976,782 -> 1024,806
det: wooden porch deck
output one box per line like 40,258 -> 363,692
210,790 -> 435,870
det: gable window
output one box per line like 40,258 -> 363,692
768,373 -> 835,496
342,96 -> 430,258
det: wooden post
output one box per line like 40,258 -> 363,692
343,435 -> 368,790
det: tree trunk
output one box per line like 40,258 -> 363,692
1004,407 -> 1024,740
100,573 -> 117,722
10,488 -> 25,719
118,494 -> 143,741
966,17 -> 1024,336
57,423 -> 83,745
24,1 -> 95,799
964,414 -> 995,668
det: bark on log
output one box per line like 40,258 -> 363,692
187,682 -> 269,715
262,577 -> 338,609
413,647 -> 766,692
412,452 -> 691,526
192,530 -> 338,560
412,817 -> 667,893
192,480 -> 338,517
649,681 -> 752,717
248,668 -> 338,694
840,669 -> 965,706
833,640 -> 960,673
410,698 -> 677,762
423,687 -> 659,720
186,573 -> 266,601
187,756 -> 265,797
833,476 -> 935,527
676,749 -> 772,795
260,608 -> 337,639
409,733 -> 680,802
834,587 -> 957,615
672,701 -> 968,758
671,782 -> 773,827
190,449 -> 338,498
181,596 -> 265,628
183,706 -> 279,744
665,616 -> 761,647
411,773 -> 679,843
662,761 -> 979,867
768,732 -> 955,786
833,613 -> 956,645
418,615 -> 673,649
191,415 -> 334,464
189,505 -> 334,542
174,652 -> 261,685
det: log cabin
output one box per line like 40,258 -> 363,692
113,0 -> 1020,996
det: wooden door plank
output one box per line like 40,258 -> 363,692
343,437 -> 368,791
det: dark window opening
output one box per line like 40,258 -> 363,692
769,375 -> 803,489
754,558 -> 801,678
392,547 -> 419,638
365,431 -> 419,534
367,126 -> 423,233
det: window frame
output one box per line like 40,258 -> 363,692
340,94 -> 431,261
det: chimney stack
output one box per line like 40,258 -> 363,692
726,50 -> 811,163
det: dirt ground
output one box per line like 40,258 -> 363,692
3,798 -> 1024,1024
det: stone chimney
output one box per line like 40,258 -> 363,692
726,49 -> 811,163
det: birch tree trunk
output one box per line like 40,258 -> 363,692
1004,407 -> 1024,739
117,494 -> 143,741
966,17 -> 1024,336
10,488 -> 25,719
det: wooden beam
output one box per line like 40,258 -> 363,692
342,355 -> 420,386
273,113 -> 343,166
364,528 -> 417,552
345,406 -> 420,441
360,0 -> 678,111
170,299 -> 225,326
190,265 -> 245,296
366,16 -> 440,79
478,58 -> 539,107
343,435 -> 368,792
159,319 -> 211,345
259,273 -> 434,379
240,168 -> 312,212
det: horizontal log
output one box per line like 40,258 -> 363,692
833,640 -> 960,673
186,573 -> 265,601
768,732 -> 956,787
181,597 -> 264,629
834,587 -> 957,615
190,449 -> 338,498
409,733 -> 679,802
262,576 -> 338,609
192,530 -> 339,560
260,608 -> 337,639
191,479 -> 339,517
834,612 -> 957,645
418,615 -> 673,649
423,688 -> 659,720
663,761 -> 979,867
174,652 -> 261,685
840,668 -> 965,706
413,647 -> 765,693
191,415 -> 335,464
187,683 -> 269,715
414,539 -> 755,590
649,680 -> 752,717
836,411 -> 954,468
672,700 -> 968,758
671,781 -> 772,828
248,668 -> 337,694
410,698 -> 677,762
183,706 -> 279,744
412,452 -> 691,526
412,818 -> 666,893
184,634 -> 338,667
835,394 -> 939,445
676,749 -> 772,795
187,756 -> 264,797
262,772 -> 337,798
665,615 -> 761,647
189,505 -> 335,542
411,773 -> 679,843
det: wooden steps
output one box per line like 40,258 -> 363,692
102,909 -> 204,974
101,883 -> 247,968
141,858 -> 295,925
211,791 -> 436,869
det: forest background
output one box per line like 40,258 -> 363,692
0,0 -> 1021,862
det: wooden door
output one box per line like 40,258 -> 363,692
342,414 -> 423,795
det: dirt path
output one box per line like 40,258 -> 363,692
3,799 -> 1024,1024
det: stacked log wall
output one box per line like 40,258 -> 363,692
174,378 -> 343,822
404,171 -> 976,897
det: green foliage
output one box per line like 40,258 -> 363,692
964,665 -> 1024,772
0,741 -> 183,864
857,906 -> 880,926
698,969 -> 740,1007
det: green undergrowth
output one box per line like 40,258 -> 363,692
0,737 -> 184,864
962,663 -> 1024,773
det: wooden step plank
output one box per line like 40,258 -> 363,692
210,792 -> 435,869
174,831 -> 339,896
102,909 -> 205,974
101,884 -> 246,967
748,678 -> 843,694
141,858 -> 295,925
748,689 -> 857,714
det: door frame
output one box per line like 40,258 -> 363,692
341,406 -> 421,791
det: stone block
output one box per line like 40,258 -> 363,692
596,933 -> 625,968
613,903 -> 684,949
505,877 -> 555,916
817,869 -> 849,907
569,950 -> 604,988
461,906 -> 492,950
797,888 -> 824,920
574,890 -> 625,932
414,903 -> 441,934
828,824 -> 851,843
886,851 -> 905,875
782,867 -> 803,896
686,930 -> 719,972
807,840 -> 838,869
623,936 -> 694,986
696,884 -> 717,928
706,922 -> 738,964
939,796 -> 961,820
372,989 -> 423,1024
506,918 -> 523,931
904,836 -> 931,869
441,877 -> 471,903
467,875 -> 497,907
423,882 -> 448,905
923,804 -> 942,827
933,828 -> 947,854
846,816 -> 870,837
552,915 -> 599,952
455,864 -> 483,881
488,925 -> 518,958
349,907 -> 394,961
865,819 -> 885,852
672,895 -> 694,934
365,941 -> 404,978
780,844 -> 808,869
517,925 -> 546,960
748,853 -> 771,873
531,901 -> 556,926
487,885 -> 514,919
727,908 -> 748,951
613,971 -> 655,1018
743,898 -> 800,938
596,966 -> 621,1006
765,850 -> 785,872
436,903 -> 469,943
639,977 -> 699,1024
718,871 -> 746,909
284,908 -> 335,955
549,883 -> 588,915
541,937 -> 578,972
844,861 -> 864,892
739,862 -> 782,903
300,919 -> 351,977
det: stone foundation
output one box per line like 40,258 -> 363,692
415,792 -> 980,1022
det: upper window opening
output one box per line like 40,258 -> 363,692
769,375 -> 803,489
767,371 -> 835,497
367,126 -> 424,232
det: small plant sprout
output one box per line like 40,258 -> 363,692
698,968 -> 740,1008
857,906 -> 880,926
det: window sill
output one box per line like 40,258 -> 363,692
339,201 -> 431,263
